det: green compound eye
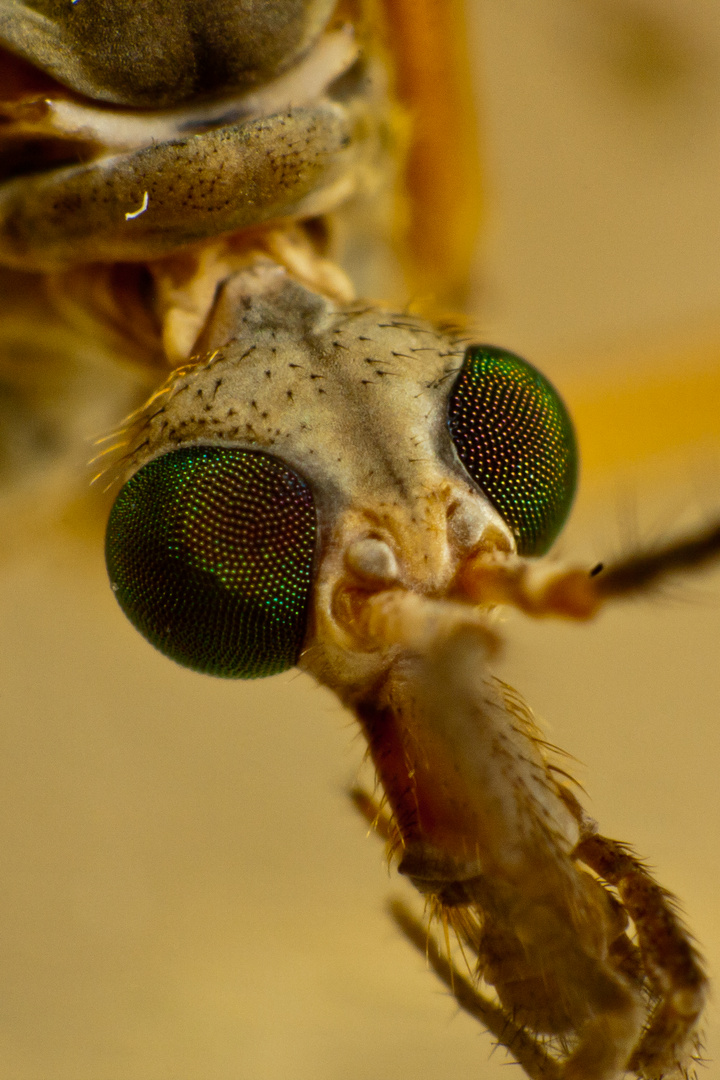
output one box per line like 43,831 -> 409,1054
447,346 -> 578,555
105,446 -> 317,678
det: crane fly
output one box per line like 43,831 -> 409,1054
0,2 -> 718,1078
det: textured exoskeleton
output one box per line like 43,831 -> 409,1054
103,261 -> 711,1080
0,0 -> 337,105
0,3 -> 717,1080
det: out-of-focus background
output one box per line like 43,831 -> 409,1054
1,2 -> 720,1078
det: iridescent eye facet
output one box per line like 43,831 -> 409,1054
105,446 -> 317,678
447,345 -> 577,555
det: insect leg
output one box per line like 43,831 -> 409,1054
347,595 -> 648,1080
350,786 -> 397,845
351,788 -> 563,1079
575,834 -> 707,1079
391,900 -> 563,1080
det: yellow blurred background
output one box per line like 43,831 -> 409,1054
1,2 -> 720,1078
